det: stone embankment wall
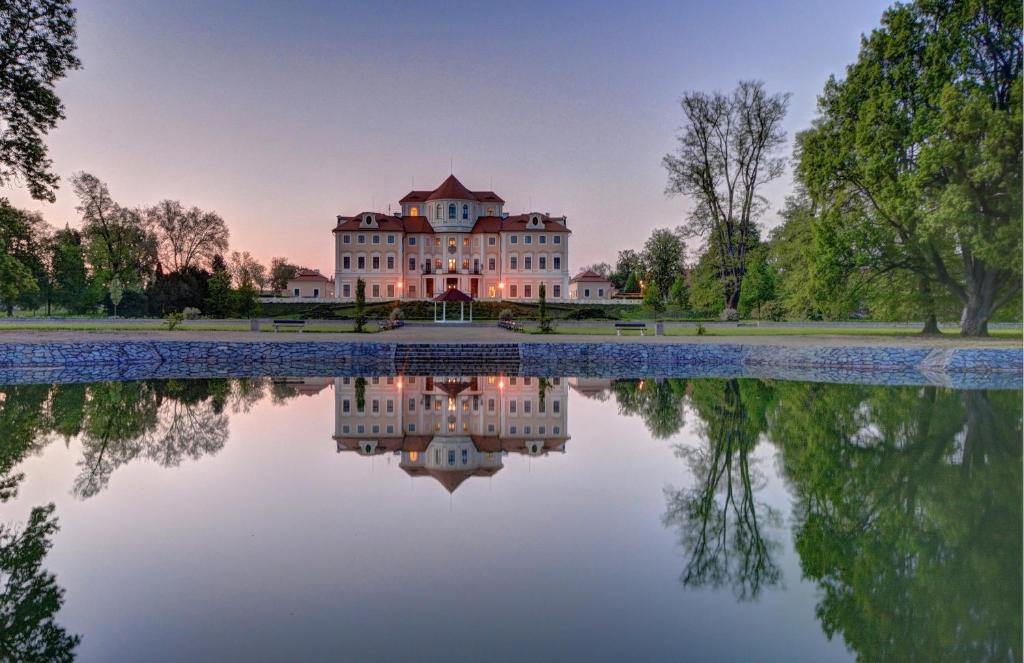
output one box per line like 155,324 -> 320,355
0,341 -> 1019,388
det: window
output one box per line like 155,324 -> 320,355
510,235 -> 518,244
372,284 -> 380,297
462,204 -> 469,219
408,284 -> 416,297
509,400 -> 517,413
524,400 -> 532,414
448,258 -> 456,272
524,235 -> 532,245
386,399 -> 394,413
510,284 -> 518,297
387,283 -> 394,297
409,257 -> 416,271
410,206 -> 419,216
462,256 -> 469,269
342,399 -> 350,413
436,204 -> 442,218
488,237 -> 496,246
462,237 -> 470,247
357,256 -> 365,269
313,288 -> 319,297
510,425 -> 517,434
408,398 -> 415,411
387,234 -> 395,244
539,256 -> 546,270
524,256 -> 532,270
408,236 -> 417,245
448,204 -> 456,219
525,284 -> 532,298
358,235 -> 366,244
487,207 -> 494,215
293,288 -> 300,296
553,256 -> 561,270
343,256 -> 350,269
488,286 -> 495,297
553,284 -> 561,298
584,288 -> 591,298
488,257 -> 496,271
387,256 -> 394,269
372,399 -> 379,413
372,234 -> 380,244
554,235 -> 561,244
343,234 -> 351,244
552,400 -> 560,413
598,288 -> 604,297
539,235 -> 546,244
510,256 -> 518,270
343,284 -> 351,297
434,237 -> 441,249
372,256 -> 380,269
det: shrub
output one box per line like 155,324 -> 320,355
719,307 -> 739,322
182,306 -> 201,320
696,321 -> 707,336
389,306 -> 404,321
165,311 -> 184,330
498,308 -> 514,322
354,279 -> 367,332
566,307 -> 618,320
759,300 -> 784,321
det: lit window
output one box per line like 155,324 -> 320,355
410,207 -> 419,216
409,451 -> 418,461
488,286 -> 496,297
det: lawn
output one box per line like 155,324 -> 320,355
0,320 -> 364,333
516,323 -> 1022,338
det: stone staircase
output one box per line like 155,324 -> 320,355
393,343 -> 521,375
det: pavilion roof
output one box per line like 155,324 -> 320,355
433,288 -> 474,302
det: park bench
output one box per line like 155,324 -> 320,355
499,320 -> 523,332
271,319 -> 306,332
615,321 -> 648,336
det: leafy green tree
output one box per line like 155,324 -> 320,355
205,268 -> 233,318
687,250 -> 727,316
642,281 -> 664,313
612,250 -> 643,290
797,0 -> 1022,335
623,272 -> 640,294
354,279 -> 367,332
0,504 -> 81,661
0,0 -> 81,202
270,257 -> 304,292
228,251 -> 266,291
669,274 -> 689,312
0,200 -> 50,314
642,228 -> 686,298
48,227 -> 95,314
738,247 -> 776,318
232,282 -> 260,319
0,243 -> 37,317
537,283 -> 553,333
611,378 -> 688,439
664,80 -> 789,313
108,276 -> 123,317
0,385 -> 52,501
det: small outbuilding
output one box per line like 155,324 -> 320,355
285,269 -> 334,299
568,270 -> 613,300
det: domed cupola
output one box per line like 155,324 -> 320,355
425,175 -> 479,231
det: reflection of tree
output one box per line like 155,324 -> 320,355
663,379 -> 781,600
0,504 -> 80,661
611,378 -> 688,439
770,383 -> 1022,661
0,385 -> 54,502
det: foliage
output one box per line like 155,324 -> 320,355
0,504 -> 81,661
354,279 -> 367,332
270,257 -> 303,291
612,250 -> 644,290
623,272 -> 640,294
182,307 -> 201,320
669,274 -> 689,312
665,80 -> 790,311
145,266 -> 210,316
796,0 -> 1022,335
107,277 -> 123,317
498,308 -> 514,322
566,307 -> 619,320
164,311 -> 184,330
758,300 -> 784,322
147,200 -> 229,272
718,307 -> 739,322
47,227 -> 95,314
204,269 -> 233,318
0,0 -> 81,202
388,306 -> 403,322
642,281 -> 664,313
228,251 -> 266,290
738,247 -> 777,318
537,283 -> 554,333
611,378 -> 688,439
642,228 -> 686,298
0,245 -> 38,316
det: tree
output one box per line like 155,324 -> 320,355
146,266 -> 210,315
0,0 -> 81,202
669,274 -> 689,311
270,257 -> 304,292
107,276 -> 123,317
612,250 -> 644,290
147,200 -> 229,272
0,504 -> 81,661
623,272 -> 640,294
643,281 -> 664,313
0,245 -> 37,317
797,0 -> 1022,335
228,251 -> 266,291
47,227 -> 94,314
0,199 -> 50,313
642,227 -> 686,298
537,283 -> 553,333
739,247 -> 777,318
354,279 -> 366,332
72,173 -> 157,290
205,268 -> 233,318
664,80 -> 790,314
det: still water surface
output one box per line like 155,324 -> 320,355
0,376 -> 1020,662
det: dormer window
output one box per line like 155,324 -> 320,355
530,215 -> 541,227
436,204 -> 442,218
462,204 -> 469,219
363,214 -> 374,225
448,204 -> 456,220
486,207 -> 494,216
409,206 -> 419,216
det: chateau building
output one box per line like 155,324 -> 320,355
333,374 -> 569,493
333,175 -> 571,302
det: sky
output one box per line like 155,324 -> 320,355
4,0 -> 893,272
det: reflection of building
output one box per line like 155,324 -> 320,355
334,375 -> 569,492
569,377 -> 613,400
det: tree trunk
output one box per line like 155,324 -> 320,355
960,295 -> 991,337
919,277 -> 940,334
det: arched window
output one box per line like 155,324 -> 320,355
448,204 -> 456,220
435,204 -> 442,219
462,204 -> 469,219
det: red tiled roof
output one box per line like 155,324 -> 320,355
433,288 -> 474,302
473,191 -> 504,203
290,269 -> 331,282
470,217 -> 504,233
332,213 -> 434,233
570,269 -> 610,283
399,190 -> 431,204
426,174 -> 477,201
470,214 -> 571,234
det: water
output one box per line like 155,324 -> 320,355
0,375 -> 1020,662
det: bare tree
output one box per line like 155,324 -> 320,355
147,200 -> 229,272
228,251 -> 266,290
664,80 -> 789,313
